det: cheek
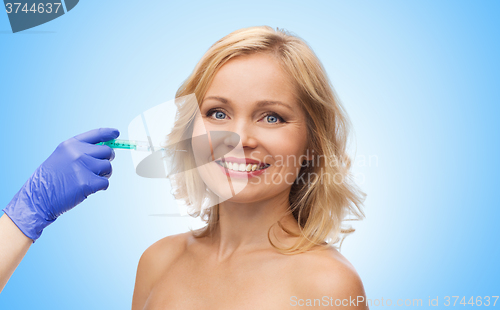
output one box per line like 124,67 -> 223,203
263,129 -> 308,166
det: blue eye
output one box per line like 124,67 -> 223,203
266,115 -> 278,123
206,108 -> 286,125
264,113 -> 285,124
214,111 -> 226,119
206,109 -> 227,120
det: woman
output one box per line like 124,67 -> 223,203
132,26 -> 367,309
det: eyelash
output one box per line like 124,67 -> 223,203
205,108 -> 287,124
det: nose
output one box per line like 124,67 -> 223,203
223,122 -> 258,150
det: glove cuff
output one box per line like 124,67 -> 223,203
3,183 -> 56,243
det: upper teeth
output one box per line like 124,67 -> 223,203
218,161 -> 268,172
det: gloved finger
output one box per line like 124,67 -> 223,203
84,144 -> 115,161
89,174 -> 110,193
74,128 -> 120,145
81,155 -> 112,177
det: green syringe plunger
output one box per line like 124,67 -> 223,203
97,139 -> 155,152
98,139 -> 136,149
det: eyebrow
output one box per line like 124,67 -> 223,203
203,96 -> 293,111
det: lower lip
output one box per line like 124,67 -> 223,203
216,162 -> 269,178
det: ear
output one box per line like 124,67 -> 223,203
301,148 -> 315,165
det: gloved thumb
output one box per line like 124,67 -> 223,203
74,128 -> 120,144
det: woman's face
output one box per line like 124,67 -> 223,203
192,52 -> 310,204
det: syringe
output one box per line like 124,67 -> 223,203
97,139 -> 160,152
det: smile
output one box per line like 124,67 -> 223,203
215,160 -> 270,172
214,160 -> 271,178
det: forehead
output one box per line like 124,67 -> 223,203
203,53 -> 297,107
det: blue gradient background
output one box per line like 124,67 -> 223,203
1,1 -> 499,308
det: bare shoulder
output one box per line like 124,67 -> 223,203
131,231 -> 194,310
288,245 -> 367,309
138,231 -> 193,278
143,231 -> 192,259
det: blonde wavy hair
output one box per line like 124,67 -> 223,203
164,25 -> 366,254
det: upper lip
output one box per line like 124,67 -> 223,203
216,157 -> 267,165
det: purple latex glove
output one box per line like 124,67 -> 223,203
2,128 -> 119,243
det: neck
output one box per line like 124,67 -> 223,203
209,188 -> 300,261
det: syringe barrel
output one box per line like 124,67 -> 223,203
97,139 -> 136,149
